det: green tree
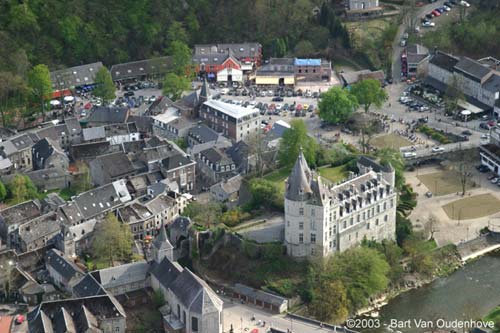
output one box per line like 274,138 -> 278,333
93,67 -> 116,102
318,87 -> 358,125
247,178 -> 283,211
0,72 -> 27,127
376,148 -> 405,189
327,247 -> 390,312
350,79 -> 388,113
168,40 -> 192,76
27,64 -> 52,119
166,21 -> 189,44
91,213 -> 133,267
403,237 -> 436,276
162,73 -> 190,101
7,175 -> 39,204
309,280 -> 349,323
183,201 -> 222,228
444,76 -> 465,116
278,119 -> 318,167
0,181 -> 7,202
294,40 -> 315,57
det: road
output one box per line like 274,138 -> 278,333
222,297 -> 342,333
391,0 -> 451,79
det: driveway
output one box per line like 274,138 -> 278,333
237,215 -> 285,243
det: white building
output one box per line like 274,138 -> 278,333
284,152 -> 397,258
217,67 -> 243,83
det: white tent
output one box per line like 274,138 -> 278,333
63,96 -> 75,103
49,100 -> 61,106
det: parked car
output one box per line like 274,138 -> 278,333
124,91 -> 135,97
422,21 -> 436,27
443,5 -> 451,11
272,96 -> 284,102
461,130 -> 473,136
480,122 -> 490,130
460,0 -> 470,7
432,147 -> 445,153
425,13 -> 434,19
432,9 -> 441,16
403,152 -> 417,158
400,39 -> 407,47
149,95 -> 157,103
491,177 -> 499,184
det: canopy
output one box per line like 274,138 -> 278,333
49,100 -> 61,106
84,102 -> 92,109
63,96 -> 75,102
461,110 -> 472,116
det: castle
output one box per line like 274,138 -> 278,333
284,152 -> 397,257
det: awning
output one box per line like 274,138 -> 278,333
49,100 -> 61,106
51,89 -> 72,99
458,100 -> 484,114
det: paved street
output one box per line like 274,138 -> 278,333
222,297 -> 339,333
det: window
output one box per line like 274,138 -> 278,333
367,223 -> 370,230
298,69 -> 302,73
310,221 -> 315,230
299,208 -> 304,216
192,317 -> 199,332
363,212 -> 366,220
311,248 -> 315,255
357,215 -> 360,223
311,234 -> 316,243
287,220 -> 290,227
384,215 -> 388,222
299,222 -> 304,230
299,233 -> 304,243
350,217 -> 353,226
343,221 -> 347,229
376,219 -> 379,226
377,205 -> 380,213
383,202 -> 387,210
391,199 -> 395,208
311,208 -> 315,216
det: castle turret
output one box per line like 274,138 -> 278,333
285,150 -> 312,202
152,222 -> 174,264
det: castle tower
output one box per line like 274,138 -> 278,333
57,223 -> 76,258
199,79 -> 210,104
152,222 -> 174,264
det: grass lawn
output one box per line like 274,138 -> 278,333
319,165 -> 348,183
264,165 -> 348,190
417,171 -> 475,196
263,167 -> 291,191
371,133 -> 413,150
345,18 -> 394,48
442,194 -> 500,220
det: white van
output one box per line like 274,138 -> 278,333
403,152 -> 417,158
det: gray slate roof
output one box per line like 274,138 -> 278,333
45,248 -> 84,281
110,56 -> 172,81
429,51 -> 460,72
87,106 -> 129,124
92,261 -> 150,290
150,257 -> 183,290
50,62 -> 103,90
454,57 -> 491,82
83,127 -> 106,141
286,151 -> 313,201
188,124 -> 220,144
72,273 -> 107,298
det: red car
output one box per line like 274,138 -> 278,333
296,104 -> 303,111
432,10 -> 441,16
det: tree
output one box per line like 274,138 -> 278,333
183,201 -> 222,228
93,67 -> 115,102
246,131 -> 267,176
452,147 -> 474,196
350,79 -> 388,113
27,64 -> 51,120
162,73 -> 190,101
278,119 -> 318,167
0,181 -> 6,202
309,280 -> 349,323
168,40 -> 192,76
247,178 -> 283,211
444,76 -> 464,116
403,236 -> 436,276
294,40 -> 315,57
166,21 -> 189,44
91,213 -> 133,267
7,175 -> 39,204
0,72 -> 27,127
376,148 -> 406,189
308,247 -> 390,313
318,87 -> 358,125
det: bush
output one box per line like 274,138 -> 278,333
220,208 -> 251,227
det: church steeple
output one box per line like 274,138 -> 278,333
286,149 -> 313,201
199,78 -> 210,103
152,222 -> 173,263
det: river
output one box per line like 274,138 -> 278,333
365,254 -> 500,333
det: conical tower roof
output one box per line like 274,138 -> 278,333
153,222 -> 172,251
200,79 -> 210,101
286,150 -> 313,201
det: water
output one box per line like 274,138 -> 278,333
365,254 -> 500,333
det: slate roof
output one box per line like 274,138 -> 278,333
87,106 -> 129,124
89,152 -> 136,179
72,273 -> 106,298
28,294 -> 126,331
110,56 -> 172,81
54,307 -> 77,333
50,62 -> 103,90
169,268 -> 223,314
11,133 -> 36,151
36,121 -> 82,143
192,53 -> 231,66
188,124 -> 220,144
212,174 -> 243,195
29,308 -> 53,333
233,283 -> 287,306
153,222 -> 173,252
226,140 -> 250,166
128,115 -> 153,133
357,156 -> 393,173
454,57 -> 492,82
194,42 -> 261,60
70,141 -> 122,160
429,51 -> 460,72
161,154 -> 195,171
83,127 -> 106,141
92,261 -> 150,290
150,257 -> 183,290
483,74 -> 500,93
45,248 -> 84,281
286,150 -> 313,201
0,200 -> 42,227
199,147 -> 232,164
18,212 -> 60,245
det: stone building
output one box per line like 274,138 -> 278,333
284,152 -> 397,257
